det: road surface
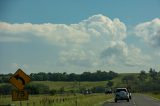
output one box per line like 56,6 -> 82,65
103,93 -> 160,106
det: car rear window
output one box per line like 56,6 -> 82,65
116,89 -> 127,92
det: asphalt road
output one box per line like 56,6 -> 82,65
103,94 -> 160,106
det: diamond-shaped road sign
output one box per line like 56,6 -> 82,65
9,69 -> 31,90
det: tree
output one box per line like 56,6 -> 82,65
122,75 -> 136,91
1,70 -> 118,82
50,89 -> 57,95
80,72 -> 92,81
67,73 -> 79,81
122,75 -> 135,84
107,80 -> 113,87
138,70 -> 147,81
108,71 -> 118,79
58,87 -> 65,94
149,68 -> 158,81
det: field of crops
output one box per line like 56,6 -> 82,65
0,93 -> 113,106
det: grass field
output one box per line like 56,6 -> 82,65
0,73 -> 139,90
0,75 -> 122,106
0,73 -> 139,106
111,73 -> 138,87
30,81 -> 107,91
0,93 -> 113,106
29,73 -> 139,90
145,93 -> 160,100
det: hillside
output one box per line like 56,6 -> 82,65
0,73 -> 138,91
28,81 -> 107,91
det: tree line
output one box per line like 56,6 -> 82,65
120,68 -> 160,93
0,70 -> 118,83
1,68 -> 159,95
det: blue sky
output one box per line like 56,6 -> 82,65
0,0 -> 160,74
1,0 -> 159,24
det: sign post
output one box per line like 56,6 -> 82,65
12,90 -> 29,101
9,69 -> 31,104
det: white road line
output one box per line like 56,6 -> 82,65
106,98 -> 114,102
132,96 -> 137,106
133,101 -> 136,106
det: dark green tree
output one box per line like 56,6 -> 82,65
138,70 -> 147,81
107,80 -> 113,87
149,68 -> 158,81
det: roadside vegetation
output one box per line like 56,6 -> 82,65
0,68 -> 160,105
113,68 -> 160,93
0,93 -> 112,106
145,92 -> 160,100
0,68 -> 160,94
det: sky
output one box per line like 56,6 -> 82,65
0,0 -> 160,74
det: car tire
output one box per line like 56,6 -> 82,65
127,99 -> 129,102
129,96 -> 131,99
115,99 -> 117,102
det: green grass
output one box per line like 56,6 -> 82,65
0,73 -> 140,106
29,73 -> 139,90
145,93 -> 160,100
0,73 -> 139,89
0,73 -> 139,92
111,73 -> 138,87
0,93 -> 113,106
29,81 -> 107,91
0,80 -> 114,106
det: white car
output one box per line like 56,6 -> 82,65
114,88 -> 130,102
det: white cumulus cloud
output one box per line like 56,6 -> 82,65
135,18 -> 160,47
0,14 -> 126,45
59,49 -> 97,67
0,14 -> 151,71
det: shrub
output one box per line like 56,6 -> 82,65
91,86 -> 105,93
25,83 -> 49,94
50,89 -> 57,95
0,84 -> 13,95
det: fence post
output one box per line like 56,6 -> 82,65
75,94 -> 78,106
27,102 -> 29,106
33,102 -> 35,106
20,101 -> 22,106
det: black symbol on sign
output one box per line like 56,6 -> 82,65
14,74 -> 25,85
20,91 -> 25,97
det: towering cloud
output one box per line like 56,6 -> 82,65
135,18 -> 160,47
0,14 -> 151,71
0,14 -> 126,44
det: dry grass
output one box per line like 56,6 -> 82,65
0,93 -> 113,106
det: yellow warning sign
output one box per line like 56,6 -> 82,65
12,90 -> 28,101
9,69 -> 31,90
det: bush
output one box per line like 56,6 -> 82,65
50,89 -> 57,95
58,87 -> 65,94
91,86 -> 105,93
153,91 -> 160,95
0,84 -> 13,95
25,83 -> 49,94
